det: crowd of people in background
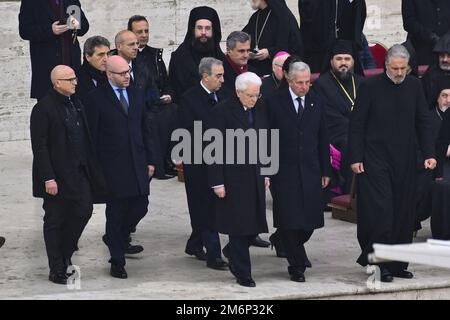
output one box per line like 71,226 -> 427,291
16,0 -> 450,287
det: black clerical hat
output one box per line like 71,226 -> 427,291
433,76 -> 450,104
433,32 -> 450,54
184,6 -> 222,44
331,40 -> 355,57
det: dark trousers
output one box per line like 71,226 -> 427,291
225,235 -> 254,279
105,195 -> 149,266
186,229 -> 221,262
148,103 -> 178,177
42,171 -> 92,273
279,228 -> 313,273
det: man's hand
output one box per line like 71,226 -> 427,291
45,180 -> 58,196
214,186 -> 226,198
351,162 -> 365,174
68,16 -> 80,30
160,95 -> 172,104
424,158 -> 437,170
52,21 -> 69,35
148,165 -> 155,178
322,177 -> 330,189
253,48 -> 269,61
265,178 -> 270,190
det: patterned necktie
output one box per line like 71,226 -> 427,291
118,89 -> 129,114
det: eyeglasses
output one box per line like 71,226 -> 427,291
274,64 -> 283,68
110,68 -> 132,77
58,77 -> 78,83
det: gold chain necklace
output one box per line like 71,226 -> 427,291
331,71 -> 356,110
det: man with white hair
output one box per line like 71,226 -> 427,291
349,44 -> 437,282
208,72 -> 270,287
266,61 -> 331,283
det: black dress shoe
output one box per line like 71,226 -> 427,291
125,244 -> 144,255
207,258 -> 229,271
0,236 -> 5,249
154,174 -> 176,180
290,272 -> 306,283
110,264 -> 128,279
393,270 -> 414,279
269,233 -> 286,258
250,235 -> 271,248
380,267 -> 394,283
185,247 -> 207,261
103,234 -> 133,248
49,272 -> 68,285
236,277 -> 256,287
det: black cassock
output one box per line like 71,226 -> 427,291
415,108 -> 445,230
243,1 -> 290,77
349,74 -> 435,271
298,0 -> 366,73
313,71 -> 365,193
207,97 -> 269,236
169,7 -> 224,102
432,111 -> 450,240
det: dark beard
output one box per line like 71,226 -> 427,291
335,69 -> 353,81
192,37 -> 215,55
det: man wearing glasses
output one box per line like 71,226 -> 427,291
85,56 -> 156,279
30,65 -> 106,285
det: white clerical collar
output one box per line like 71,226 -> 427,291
200,81 -> 213,95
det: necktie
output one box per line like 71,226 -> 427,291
246,108 -> 254,127
296,97 -> 304,118
209,92 -> 218,105
118,89 -> 129,114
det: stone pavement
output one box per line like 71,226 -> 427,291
1,140 -> 450,300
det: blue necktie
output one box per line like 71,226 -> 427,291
118,89 -> 129,114
246,108 -> 254,127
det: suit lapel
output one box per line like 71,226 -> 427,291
104,84 -> 128,117
280,88 -> 299,127
299,94 -> 315,125
231,98 -> 251,129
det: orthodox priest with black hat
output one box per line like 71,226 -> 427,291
313,40 -> 364,194
169,6 -> 224,102
349,44 -> 436,283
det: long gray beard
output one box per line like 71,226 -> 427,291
439,62 -> 450,72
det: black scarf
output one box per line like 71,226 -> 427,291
81,60 -> 108,86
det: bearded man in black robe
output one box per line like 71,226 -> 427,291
169,6 -> 224,102
349,44 -> 436,283
313,40 -> 364,194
